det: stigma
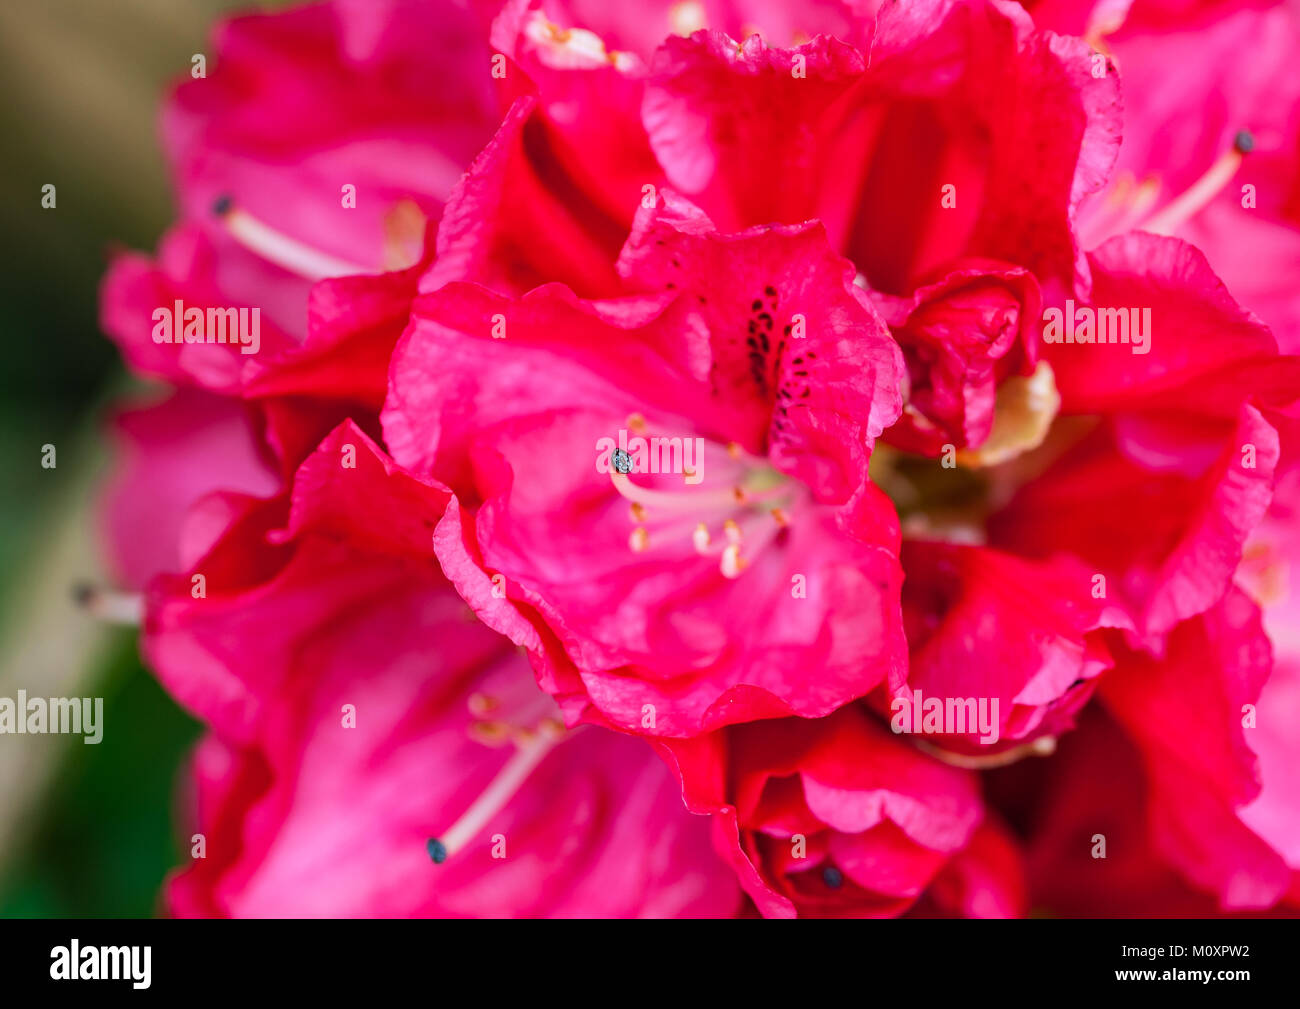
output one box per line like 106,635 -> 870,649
606,416 -> 800,579
212,196 -> 371,280
1081,130 -> 1256,246
427,697 -> 571,867
72,583 -> 143,625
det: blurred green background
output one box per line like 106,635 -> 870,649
0,0 -> 286,917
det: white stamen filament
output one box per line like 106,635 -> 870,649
1085,175 -> 1161,245
608,426 -> 798,576
610,469 -> 746,512
438,721 -> 567,859
75,585 -> 143,626
1083,0 -> 1130,52
710,509 -> 790,577
915,735 -> 1057,770
220,207 -> 371,280
1125,176 -> 1162,223
1142,145 -> 1245,235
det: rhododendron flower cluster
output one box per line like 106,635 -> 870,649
99,0 -> 1300,917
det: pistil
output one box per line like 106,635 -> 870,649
72,584 -> 143,625
1142,131 -> 1254,235
213,196 -> 370,280
608,437 -> 798,577
428,715 -> 569,865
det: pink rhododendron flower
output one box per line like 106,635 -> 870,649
991,233 -> 1300,642
155,424 -> 739,917
1060,0 -> 1300,345
93,0 -> 1300,919
384,197 -> 909,738
101,0 -> 501,480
